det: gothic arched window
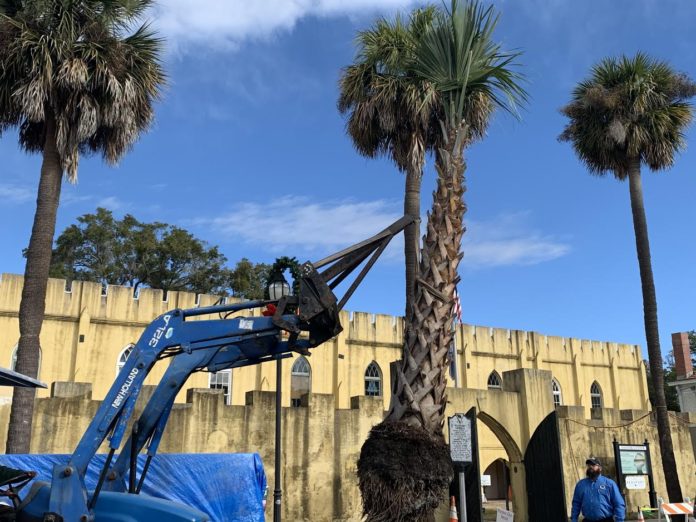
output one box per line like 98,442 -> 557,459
590,381 -> 603,409
291,356 -> 311,407
116,344 -> 133,374
487,371 -> 502,390
364,362 -> 382,397
552,378 -> 563,406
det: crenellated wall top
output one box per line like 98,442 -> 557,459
0,273 -> 643,363
0,273 -> 233,323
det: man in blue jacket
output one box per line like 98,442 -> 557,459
571,457 -> 625,522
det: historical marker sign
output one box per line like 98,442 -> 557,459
448,414 -> 472,466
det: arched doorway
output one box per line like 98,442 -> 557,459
482,458 -> 509,504
477,411 -> 525,519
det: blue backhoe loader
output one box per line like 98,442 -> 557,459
2,216 -> 411,521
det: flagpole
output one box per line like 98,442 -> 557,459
451,319 -> 459,388
450,288 -> 462,388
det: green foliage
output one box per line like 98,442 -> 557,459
412,0 -> 526,135
49,208 -> 270,297
339,0 -> 527,168
0,0 -> 165,180
338,6 -> 439,173
647,354 -> 681,412
645,331 -> 696,413
228,259 -> 270,300
268,256 -> 302,297
560,53 -> 696,178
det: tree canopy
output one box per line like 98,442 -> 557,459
49,208 -> 270,297
0,0 -> 165,180
560,53 -> 696,178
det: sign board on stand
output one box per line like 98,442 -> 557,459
448,413 -> 473,522
496,508 -> 514,522
448,414 -> 472,467
613,440 -> 657,508
481,475 -> 491,487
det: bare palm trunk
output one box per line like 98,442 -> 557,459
358,125 -> 467,521
389,126 -> 465,431
627,157 -> 682,502
6,112 -> 63,454
403,165 -> 422,320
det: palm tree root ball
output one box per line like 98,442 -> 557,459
358,421 -> 453,522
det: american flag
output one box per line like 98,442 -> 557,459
453,288 -> 463,324
449,288 -> 463,381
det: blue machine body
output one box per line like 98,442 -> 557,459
18,485 -> 208,522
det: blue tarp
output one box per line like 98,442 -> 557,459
0,453 -> 266,522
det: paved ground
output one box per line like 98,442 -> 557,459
481,499 -> 665,520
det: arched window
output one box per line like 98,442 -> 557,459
209,370 -> 232,405
10,345 -> 41,375
590,381 -> 603,409
487,371 -> 502,390
552,378 -> 563,406
116,344 -> 134,374
364,362 -> 382,397
291,356 -> 311,407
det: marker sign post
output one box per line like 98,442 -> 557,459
613,439 -> 656,507
449,414 -> 473,522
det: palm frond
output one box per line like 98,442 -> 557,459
413,0 -> 527,136
338,6 -> 438,173
560,52 -> 696,177
0,0 -> 165,180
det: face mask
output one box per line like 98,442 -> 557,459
586,468 -> 600,479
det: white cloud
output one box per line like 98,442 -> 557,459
199,196 -> 403,256
463,212 -> 570,268
0,184 -> 33,204
97,196 -> 126,211
197,198 -> 569,268
60,191 -> 93,205
154,0 -> 422,47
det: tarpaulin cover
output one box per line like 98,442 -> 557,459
0,453 -> 266,522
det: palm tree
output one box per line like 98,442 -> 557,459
338,7 -> 439,322
560,53 -> 696,502
357,2 -> 525,520
0,0 -> 165,453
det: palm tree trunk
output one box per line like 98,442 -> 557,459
358,125 -> 467,522
627,157 -> 682,502
6,112 -> 63,454
403,165 -> 422,320
388,126 -> 466,433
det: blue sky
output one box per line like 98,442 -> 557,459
1,0 -> 695,357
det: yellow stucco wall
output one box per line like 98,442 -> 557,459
0,273 -> 665,520
0,374 -> 693,521
0,273 -> 649,416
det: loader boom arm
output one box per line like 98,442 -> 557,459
31,216 -> 412,522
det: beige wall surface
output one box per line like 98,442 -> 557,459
558,406 -> 696,515
0,273 -> 676,521
0,273 -> 649,418
0,376 -> 694,522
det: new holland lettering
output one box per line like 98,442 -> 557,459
112,368 -> 139,408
